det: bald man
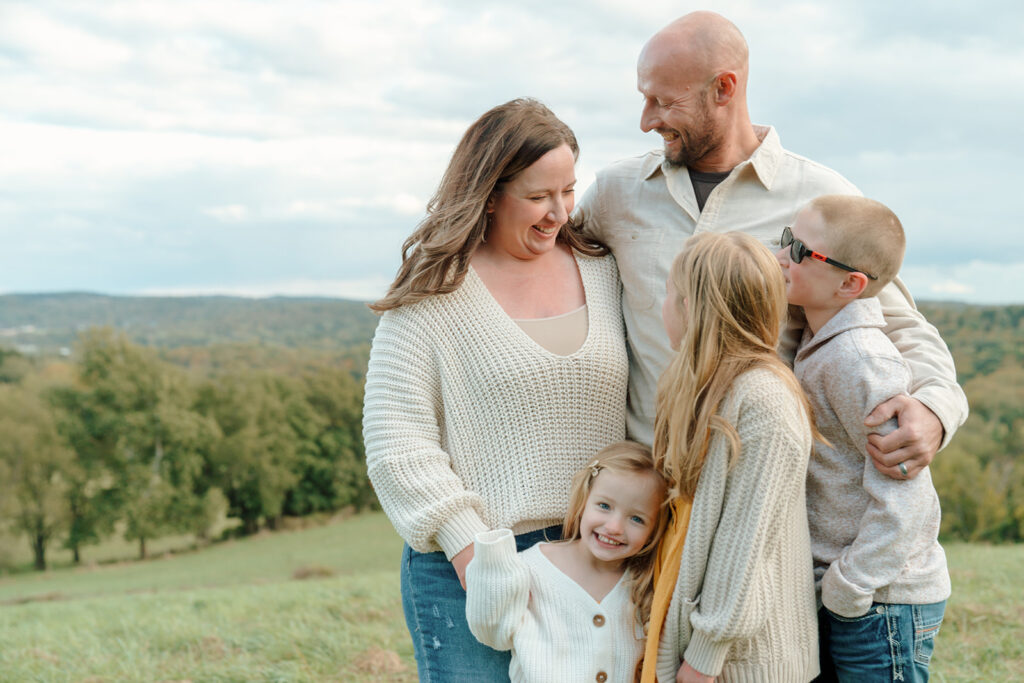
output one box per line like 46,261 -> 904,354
576,12 -> 967,683
578,11 -> 965,472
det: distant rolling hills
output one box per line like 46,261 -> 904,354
0,292 -> 381,356
0,292 -> 1019,384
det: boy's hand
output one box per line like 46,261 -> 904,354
865,395 -> 942,479
676,661 -> 715,683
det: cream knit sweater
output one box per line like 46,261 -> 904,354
466,529 -> 643,683
656,368 -> 819,683
364,253 -> 628,559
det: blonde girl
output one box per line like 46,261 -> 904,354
467,441 -> 669,683
642,231 -> 820,683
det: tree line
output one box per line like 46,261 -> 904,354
0,329 -> 370,571
918,303 -> 1024,543
1,302 -> 1021,571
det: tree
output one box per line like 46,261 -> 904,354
197,371 -> 302,534
0,384 -> 74,570
285,366 -> 370,515
53,328 -> 219,559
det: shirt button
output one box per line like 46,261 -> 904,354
593,614 -> 605,627
596,672 -> 608,683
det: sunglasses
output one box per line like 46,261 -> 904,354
780,226 -> 877,280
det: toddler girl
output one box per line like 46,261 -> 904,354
466,440 -> 669,683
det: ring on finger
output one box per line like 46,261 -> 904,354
898,461 -> 909,477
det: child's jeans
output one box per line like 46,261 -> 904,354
399,525 -> 561,683
815,601 -> 946,683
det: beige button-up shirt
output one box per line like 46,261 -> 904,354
577,126 -> 967,447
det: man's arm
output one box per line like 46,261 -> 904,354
865,279 -> 968,478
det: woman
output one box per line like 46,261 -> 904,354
363,98 -> 628,681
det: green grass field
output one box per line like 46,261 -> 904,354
1,513 -> 1020,681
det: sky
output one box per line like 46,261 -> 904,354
1,0 -> 1022,304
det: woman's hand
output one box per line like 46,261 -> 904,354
865,395 -> 943,479
451,544 -> 475,590
676,661 -> 715,683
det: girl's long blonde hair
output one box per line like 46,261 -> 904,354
370,98 -> 606,312
653,232 -> 816,502
561,441 -> 669,634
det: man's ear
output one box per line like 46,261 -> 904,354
713,72 -> 738,105
838,272 -> 870,300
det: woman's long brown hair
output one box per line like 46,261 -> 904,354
370,98 -> 606,312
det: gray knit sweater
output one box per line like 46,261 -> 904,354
795,298 -> 951,618
656,368 -> 819,683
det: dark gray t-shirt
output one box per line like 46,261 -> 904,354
689,168 -> 731,211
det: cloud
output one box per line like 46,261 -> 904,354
203,204 -> 249,223
928,281 -> 973,296
0,0 -> 1020,304
139,276 -> 392,302
901,261 -> 1024,305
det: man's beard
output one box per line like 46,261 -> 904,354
664,127 -> 720,169
663,101 -> 722,170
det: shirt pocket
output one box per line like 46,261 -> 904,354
609,229 -> 664,312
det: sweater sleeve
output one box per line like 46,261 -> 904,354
684,374 -> 811,676
363,309 -> 488,558
820,355 -> 936,617
465,529 -> 531,651
876,279 -> 968,449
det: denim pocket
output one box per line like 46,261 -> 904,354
825,604 -> 884,623
825,604 -> 894,679
912,601 -> 945,666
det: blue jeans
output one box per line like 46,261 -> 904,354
816,602 -> 946,683
400,525 -> 561,682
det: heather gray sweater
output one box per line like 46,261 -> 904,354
795,298 -> 950,618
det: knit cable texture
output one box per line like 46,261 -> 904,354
656,368 -> 819,683
363,253 -> 628,559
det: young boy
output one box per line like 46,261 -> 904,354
776,195 -> 951,683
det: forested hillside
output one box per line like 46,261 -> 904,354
917,302 -> 1024,542
0,293 -> 379,353
0,296 -> 1020,575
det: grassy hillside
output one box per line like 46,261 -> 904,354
0,513 -> 415,681
0,513 -> 1020,682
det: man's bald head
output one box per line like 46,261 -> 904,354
636,11 -> 759,171
641,11 -> 749,85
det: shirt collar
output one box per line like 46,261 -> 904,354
642,124 -> 783,189
744,125 -> 782,190
642,151 -> 665,180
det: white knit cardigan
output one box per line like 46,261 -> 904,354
656,368 -> 819,683
363,253 -> 628,559
466,529 -> 643,683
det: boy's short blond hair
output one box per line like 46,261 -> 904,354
808,195 -> 905,298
